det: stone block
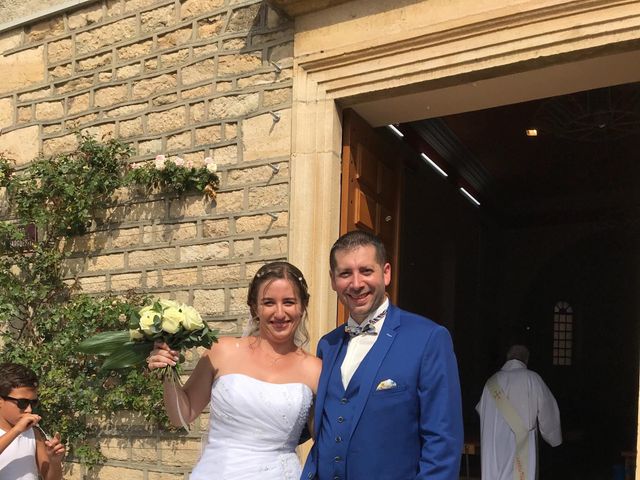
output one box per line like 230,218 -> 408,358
148,106 -> 187,133
0,126 -> 38,165
225,123 -> 237,140
153,94 -> 178,106
237,72 -> 276,88
159,438 -> 202,466
226,4 -> 261,33
55,76 -> 93,95
48,38 -> 74,64
259,235 -> 287,256
123,200 -> 167,221
65,113 -> 97,129
77,52 -> 112,72
202,218 -> 229,238
181,0 -> 225,19
182,85 -> 212,99
117,63 -> 142,79
110,272 -> 143,291
76,18 -> 137,55
0,98 -> 13,129
201,263 -> 241,284
18,87 -> 51,102
169,196 -> 213,218
217,53 -> 262,77
197,15 -> 225,39
235,212 -> 288,234
49,64 -> 73,80
158,27 -> 193,49
111,227 -> 141,248
132,73 -> 178,99
245,261 -> 266,279
181,59 -> 215,86
0,46 -> 45,94
209,93 -> 259,120
229,287 -> 249,313
138,139 -> 163,155
68,4 -> 103,30
162,267 -> 199,287
211,144 -> 237,165
62,462 -> 82,480
130,437 -> 159,462
263,87 -> 291,107
128,248 -> 176,267
141,5 -> 177,32
167,131 -> 192,150
98,72 -> 113,82
148,221 -> 200,246
222,38 -> 246,51
87,253 -> 125,272
269,42 -> 294,63
193,44 -> 218,58
146,270 -> 161,288
124,0 -> 159,12
248,183 -> 288,210
27,17 -> 64,42
180,242 -> 230,262
17,106 -> 31,123
0,30 -> 21,54
118,40 -> 153,60
161,49 -> 190,68
88,465 -> 144,480
195,125 -> 222,146
227,163 -> 287,187
119,117 -> 144,138
94,85 -> 128,108
42,124 -> 63,135
68,93 -> 90,114
147,471 -> 186,480
106,103 -> 147,118
78,275 -> 107,293
193,289 -> 225,315
242,109 -> 291,161
214,190 -> 244,214
233,238 -> 254,257
190,102 -> 207,122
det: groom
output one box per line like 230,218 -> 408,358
302,230 -> 463,480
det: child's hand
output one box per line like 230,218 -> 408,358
14,413 -> 41,433
44,432 -> 65,464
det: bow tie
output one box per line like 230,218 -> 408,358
345,309 -> 387,337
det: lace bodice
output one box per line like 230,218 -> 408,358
189,373 -> 313,480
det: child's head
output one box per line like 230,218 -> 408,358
0,363 -> 39,427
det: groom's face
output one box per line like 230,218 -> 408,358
330,245 -> 390,324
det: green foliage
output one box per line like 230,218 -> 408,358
0,135 -> 218,464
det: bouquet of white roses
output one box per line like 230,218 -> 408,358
79,299 -> 218,371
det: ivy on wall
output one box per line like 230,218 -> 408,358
0,134 -> 219,464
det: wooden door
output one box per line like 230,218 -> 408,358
338,109 -> 404,325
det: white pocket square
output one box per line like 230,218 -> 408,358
376,379 -> 397,391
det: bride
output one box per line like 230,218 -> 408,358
147,261 -> 321,479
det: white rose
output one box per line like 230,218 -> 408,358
161,307 -> 185,334
129,329 -> 144,340
158,299 -> 180,309
173,156 -> 185,167
139,309 -> 158,335
155,154 -> 166,170
206,162 -> 217,173
182,305 -> 204,331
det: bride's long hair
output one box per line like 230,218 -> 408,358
244,261 -> 310,348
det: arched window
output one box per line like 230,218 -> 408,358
553,301 -> 573,366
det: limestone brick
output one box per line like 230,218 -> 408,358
141,5 -> 177,32
62,462 -> 82,480
80,122 -> 116,140
263,87 -> 291,107
229,287 -> 249,313
237,72 -> 276,88
182,59 -> 215,86
110,272 -> 144,290
193,289 -> 225,315
266,5 -> 288,28
123,200 -> 166,221
87,253 -> 125,272
67,93 -> 90,114
227,4 -> 261,33
147,106 -> 187,133
118,40 -> 154,60
182,85 -> 212,99
78,275 -> 107,293
27,17 -> 65,42
89,465 -> 144,480
215,81 -> 233,92
119,117 -> 144,138
181,0 -> 225,19
269,42 -> 294,63
106,103 -> 147,118
259,235 -> 287,256
161,49 -> 190,68
0,126 -> 38,165
49,64 -> 73,80
111,227 -> 141,248
233,238 -> 254,257
130,437 -> 158,462
76,18 -> 138,55
116,63 -> 142,79
235,212 -> 288,234
106,0 -> 124,17
48,38 -> 74,64
209,93 -> 259,120
197,15 -> 225,39
146,270 -> 161,288
162,267 -> 198,287
246,261 -> 266,280
0,98 -> 13,129
222,38 -> 246,51
202,218 -> 229,238
65,113 -> 98,130
228,163 -> 287,186
125,0 -> 162,12
242,110 -> 291,161
68,4 -> 103,30
157,27 -> 193,49
217,52 -> 262,77
160,438 -> 203,466
147,471 -> 185,480
61,257 -> 85,277
132,73 -> 177,99
190,102 -> 207,122
43,124 -> 64,135
18,88 -> 51,102
55,76 -> 93,95
95,85 -> 129,108
225,123 -> 237,139
98,437 -> 131,461
248,183 -> 288,210
146,58 -> 160,71
153,94 -> 178,106
193,44 -> 218,58
211,144 -> 237,165
0,46 -> 45,95
214,190 -> 244,213
195,125 -> 221,146
201,263 -> 241,284
61,233 -> 97,253
128,248 -> 176,267
77,52 -> 112,72
0,30 -> 21,54
180,242 -> 229,262
167,131 -> 192,150
17,106 -> 31,123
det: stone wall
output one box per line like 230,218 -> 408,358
0,0 -> 293,477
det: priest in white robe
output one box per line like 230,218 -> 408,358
476,345 -> 562,480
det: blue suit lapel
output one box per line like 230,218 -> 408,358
314,327 -> 349,434
348,305 -> 401,440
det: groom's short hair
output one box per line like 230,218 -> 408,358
330,230 -> 387,271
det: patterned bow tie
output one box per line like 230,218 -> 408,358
345,309 -> 387,337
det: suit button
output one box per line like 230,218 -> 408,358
334,456 -> 342,462
340,397 -> 348,404
337,416 -> 344,423
333,476 -> 340,480
335,435 -> 342,443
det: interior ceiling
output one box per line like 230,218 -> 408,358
403,81 -> 640,226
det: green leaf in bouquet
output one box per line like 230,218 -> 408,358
102,342 -> 153,370
78,331 -> 131,355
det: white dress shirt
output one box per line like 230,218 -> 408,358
341,298 -> 389,389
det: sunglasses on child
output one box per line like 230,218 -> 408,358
1,395 -> 39,410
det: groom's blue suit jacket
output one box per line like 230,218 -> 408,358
301,304 -> 463,480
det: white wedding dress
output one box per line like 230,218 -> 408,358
190,373 -> 313,480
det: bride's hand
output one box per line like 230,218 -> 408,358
147,341 -> 179,370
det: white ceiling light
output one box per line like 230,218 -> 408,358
459,187 -> 481,206
387,124 -> 404,138
420,153 -> 448,178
